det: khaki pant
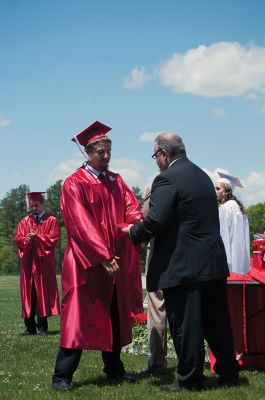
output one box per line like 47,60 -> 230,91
146,242 -> 167,368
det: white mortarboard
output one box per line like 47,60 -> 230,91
217,171 -> 244,191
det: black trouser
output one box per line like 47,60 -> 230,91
24,281 -> 48,333
163,279 -> 238,386
53,286 -> 125,382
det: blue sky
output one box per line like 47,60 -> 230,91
1,0 -> 265,205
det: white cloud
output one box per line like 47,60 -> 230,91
242,172 -> 265,205
212,107 -> 226,117
204,167 -> 265,206
48,158 -> 81,184
48,157 -> 146,189
110,159 -> 159,196
157,42 -> 265,97
143,173 -> 158,191
139,131 -> 163,142
110,158 -> 144,186
124,67 -> 149,89
203,167 -> 228,183
245,92 -> 259,100
0,118 -> 11,126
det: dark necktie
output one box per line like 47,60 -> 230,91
98,173 -> 105,182
35,215 -> 40,224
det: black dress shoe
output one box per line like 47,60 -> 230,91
21,330 -> 36,336
139,365 -> 167,377
52,378 -> 73,391
108,372 -> 135,383
38,330 -> 47,336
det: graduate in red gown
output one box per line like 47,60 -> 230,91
52,121 -> 143,391
14,192 -> 60,336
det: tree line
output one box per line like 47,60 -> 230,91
0,182 -> 264,275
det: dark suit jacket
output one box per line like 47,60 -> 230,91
130,157 -> 229,292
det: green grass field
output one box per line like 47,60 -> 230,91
1,275 -> 265,399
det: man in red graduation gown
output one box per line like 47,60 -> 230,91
14,192 -> 60,336
52,121 -> 143,391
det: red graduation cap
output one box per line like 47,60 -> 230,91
26,192 -> 46,202
71,121 -> 112,146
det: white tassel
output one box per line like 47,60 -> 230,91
74,135 -> 89,161
25,193 -> 30,212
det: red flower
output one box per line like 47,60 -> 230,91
131,312 -> 147,325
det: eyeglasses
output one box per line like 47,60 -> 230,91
151,149 -> 163,159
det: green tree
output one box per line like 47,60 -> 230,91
132,186 -> 144,207
45,180 -> 66,273
0,184 -> 29,274
247,202 -> 265,242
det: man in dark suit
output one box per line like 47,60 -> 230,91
121,132 -> 239,391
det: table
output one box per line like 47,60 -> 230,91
227,280 -> 265,369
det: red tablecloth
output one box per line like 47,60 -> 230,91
210,271 -> 265,371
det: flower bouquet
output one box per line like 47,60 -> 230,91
122,312 -> 177,358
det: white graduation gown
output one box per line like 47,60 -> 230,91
219,200 -> 250,275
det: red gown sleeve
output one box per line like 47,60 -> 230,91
61,177 -> 115,270
35,217 -> 60,257
121,179 -> 143,224
14,219 -> 33,260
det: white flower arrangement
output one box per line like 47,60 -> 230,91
122,323 -> 177,358
122,322 -> 210,361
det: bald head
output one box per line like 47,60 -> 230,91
155,131 -> 186,159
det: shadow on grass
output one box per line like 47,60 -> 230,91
18,330 -> 60,336
136,366 -> 176,382
65,367 -> 250,391
148,371 -> 249,391
74,368 -> 175,388
74,367 -> 177,388
74,375 -> 139,388
46,330 -> 60,336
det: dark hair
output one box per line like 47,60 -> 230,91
155,132 -> 186,158
84,137 -> 112,153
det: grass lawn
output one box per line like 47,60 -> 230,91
1,275 -> 265,399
